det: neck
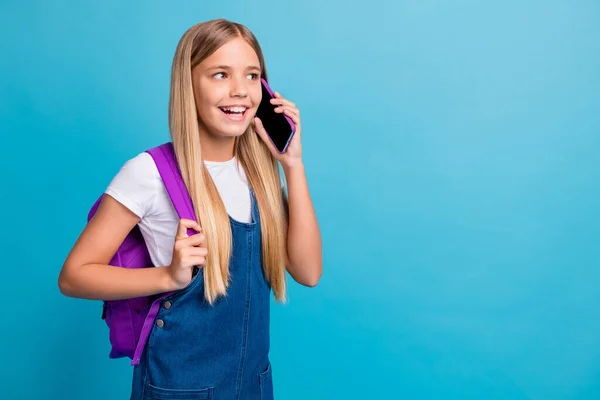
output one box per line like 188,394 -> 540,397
198,128 -> 236,162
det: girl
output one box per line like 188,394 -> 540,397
58,18 -> 322,400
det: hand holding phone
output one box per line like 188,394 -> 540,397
256,78 -> 296,153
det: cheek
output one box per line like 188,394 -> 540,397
195,85 -> 225,116
250,86 -> 262,107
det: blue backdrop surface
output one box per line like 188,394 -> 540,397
1,1 -> 599,399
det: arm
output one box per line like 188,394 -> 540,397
282,162 -> 322,287
253,90 -> 323,287
58,195 -> 205,300
58,195 -> 176,300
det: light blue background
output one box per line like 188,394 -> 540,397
1,1 -> 599,399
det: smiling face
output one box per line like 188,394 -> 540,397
192,37 -> 263,143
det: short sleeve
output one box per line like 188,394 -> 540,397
104,152 -> 160,218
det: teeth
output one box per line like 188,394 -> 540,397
221,106 -> 246,113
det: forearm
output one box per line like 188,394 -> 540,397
283,161 -> 322,286
58,263 -> 175,301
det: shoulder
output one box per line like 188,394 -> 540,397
122,151 -> 159,173
111,151 -> 161,188
104,151 -> 162,218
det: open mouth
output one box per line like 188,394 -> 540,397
219,106 -> 248,121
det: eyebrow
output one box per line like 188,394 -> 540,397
206,65 -> 261,72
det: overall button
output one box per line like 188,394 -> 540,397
156,319 -> 164,328
163,301 -> 172,310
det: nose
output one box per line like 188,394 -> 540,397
229,75 -> 248,98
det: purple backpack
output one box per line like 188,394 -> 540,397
87,142 -> 197,366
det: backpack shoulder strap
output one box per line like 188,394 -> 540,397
146,142 -> 198,236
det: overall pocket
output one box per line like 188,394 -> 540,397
143,383 -> 214,400
259,363 -> 274,400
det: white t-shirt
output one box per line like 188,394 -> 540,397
105,151 -> 271,269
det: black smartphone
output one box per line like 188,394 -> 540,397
256,78 -> 296,153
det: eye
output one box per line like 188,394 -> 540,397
213,72 -> 227,79
247,73 -> 259,80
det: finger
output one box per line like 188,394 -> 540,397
191,257 -> 206,267
273,104 -> 299,118
183,255 -> 206,268
175,235 -> 205,251
253,117 -> 279,154
273,91 -> 298,110
275,106 -> 300,125
178,219 -> 201,233
270,97 -> 296,108
177,219 -> 202,239
274,104 -> 299,115
181,245 -> 208,257
270,92 -> 296,108
183,233 -> 205,247
274,91 -> 287,101
186,246 -> 208,257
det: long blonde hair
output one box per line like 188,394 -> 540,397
168,19 -> 287,304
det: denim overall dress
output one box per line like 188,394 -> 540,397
130,190 -> 274,400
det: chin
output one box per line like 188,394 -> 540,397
212,110 -> 256,137
200,116 -> 251,140
215,124 -> 251,138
